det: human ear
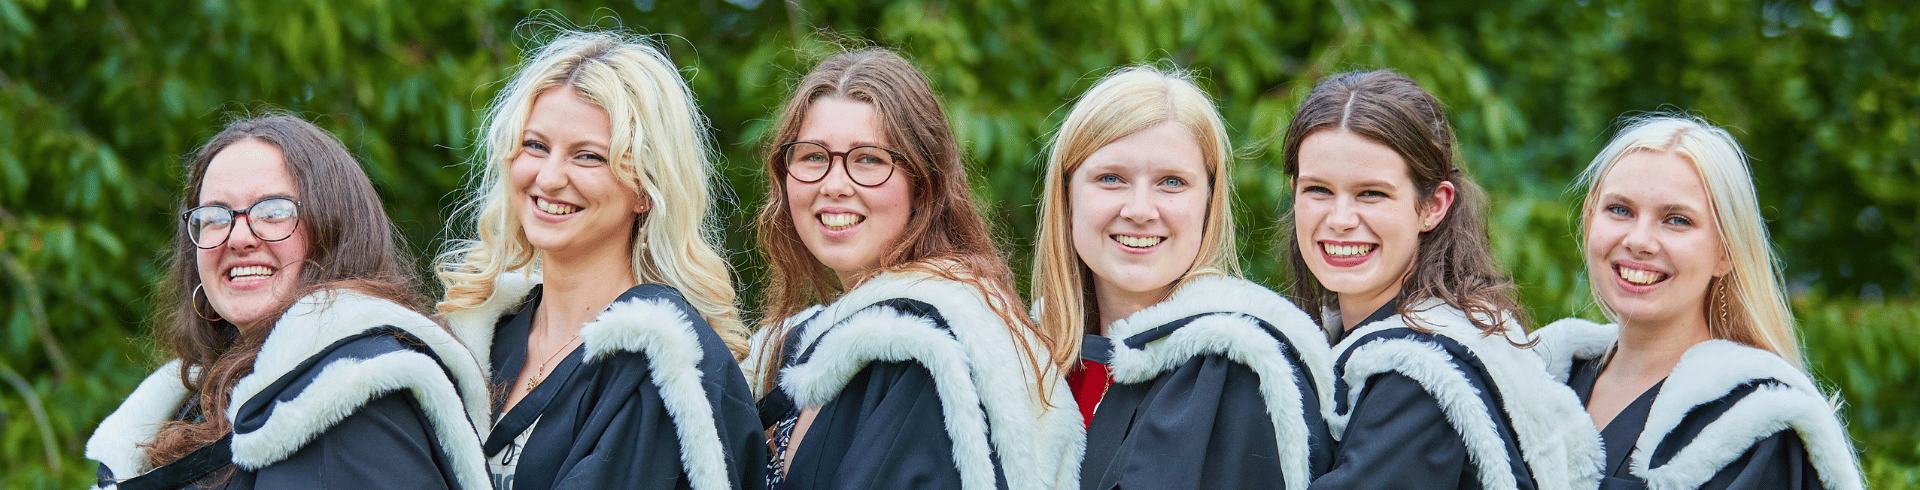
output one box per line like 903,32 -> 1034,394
1421,181 -> 1456,231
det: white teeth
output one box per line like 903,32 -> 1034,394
1323,243 -> 1375,258
1112,235 -> 1164,248
229,266 -> 275,279
1618,266 -> 1666,285
536,197 -> 580,215
820,213 -> 864,230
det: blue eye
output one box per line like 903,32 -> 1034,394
576,152 -> 607,165
1665,215 -> 1694,226
1605,204 -> 1631,217
521,140 -> 548,154
1096,174 -> 1122,184
1160,176 -> 1187,188
1301,185 -> 1331,196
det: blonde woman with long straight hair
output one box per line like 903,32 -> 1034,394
436,30 -> 765,490
1534,115 -> 1864,489
1031,66 -> 1334,490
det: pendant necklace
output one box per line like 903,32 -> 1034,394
527,316 -> 585,391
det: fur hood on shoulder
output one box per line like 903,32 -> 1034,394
1330,300 -> 1603,490
1101,275 -> 1333,490
86,289 -> 491,490
440,271 -> 742,490
1534,319 -> 1865,490
768,270 -> 1083,490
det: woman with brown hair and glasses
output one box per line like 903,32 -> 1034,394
743,48 -> 1079,490
84,114 -> 490,489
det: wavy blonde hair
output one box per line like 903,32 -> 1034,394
1578,114 -> 1802,368
1030,65 -> 1239,374
436,30 -> 747,358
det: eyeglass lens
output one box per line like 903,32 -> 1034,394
784,142 -> 898,186
186,198 -> 300,249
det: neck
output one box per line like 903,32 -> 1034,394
1093,281 -> 1172,337
534,245 -> 641,341
1337,283 -> 1402,331
1609,310 -> 1714,381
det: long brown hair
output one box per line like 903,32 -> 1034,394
751,48 -> 1052,391
144,114 -> 425,468
1278,70 -> 1526,337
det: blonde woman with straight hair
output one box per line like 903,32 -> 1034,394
1033,66 -> 1334,489
1535,115 -> 1864,489
436,30 -> 765,490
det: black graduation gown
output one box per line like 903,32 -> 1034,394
1311,302 -> 1540,490
758,300 -> 1001,490
93,331 -> 469,490
1569,359 -> 1824,490
1080,314 -> 1335,490
88,291 -> 490,490
484,284 -> 768,490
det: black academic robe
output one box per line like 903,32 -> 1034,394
1077,275 -> 1336,490
1536,319 -> 1865,490
86,290 -> 493,490
447,277 -> 767,490
1313,300 -> 1603,490
747,271 -> 1080,490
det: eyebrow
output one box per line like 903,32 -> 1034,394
524,129 -> 611,153
1602,193 -> 1705,216
200,194 -> 298,208
1293,175 -> 1397,190
797,139 -> 889,150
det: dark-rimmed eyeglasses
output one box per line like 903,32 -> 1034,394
183,197 -> 301,249
779,141 -> 905,187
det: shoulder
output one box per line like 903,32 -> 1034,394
581,282 -> 734,367
1103,274 -> 1331,398
226,293 -> 490,488
1636,340 -> 1863,490
86,360 -> 192,483
1530,317 -> 1618,381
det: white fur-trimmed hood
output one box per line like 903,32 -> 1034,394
86,289 -> 492,490
442,273 -> 743,490
772,270 -> 1082,490
1101,275 -> 1332,490
1329,301 -> 1603,490
1533,318 -> 1865,490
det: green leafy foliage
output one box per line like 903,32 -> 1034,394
1,0 -> 1913,487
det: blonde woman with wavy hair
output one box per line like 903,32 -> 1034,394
1535,115 -> 1863,489
1031,66 -> 1334,489
435,30 -> 766,490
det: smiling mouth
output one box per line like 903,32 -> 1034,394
1616,265 -> 1669,286
229,265 -> 277,281
820,212 -> 865,231
1322,243 -> 1376,258
1112,235 -> 1164,249
535,197 -> 581,215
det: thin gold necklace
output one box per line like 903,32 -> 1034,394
526,313 -> 585,391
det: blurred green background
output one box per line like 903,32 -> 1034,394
2,0 -> 1914,487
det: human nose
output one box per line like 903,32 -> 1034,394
1621,217 -> 1660,256
1325,197 -> 1360,233
817,156 -> 856,198
225,215 -> 261,251
533,154 -> 569,193
1119,185 -> 1158,223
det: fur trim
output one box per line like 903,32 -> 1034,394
1330,301 -> 1603,490
1532,319 -> 1865,489
577,295 -> 734,490
224,289 -> 490,490
743,305 -> 822,399
1529,318 -> 1617,382
441,270 -> 541,377
1101,275 -> 1332,490
85,360 -> 192,484
776,271 -> 1082,490
1634,340 -> 1863,490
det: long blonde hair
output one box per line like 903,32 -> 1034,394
437,30 -> 748,358
1031,65 -> 1238,374
1578,114 -> 1802,368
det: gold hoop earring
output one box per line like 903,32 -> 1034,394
1715,278 -> 1731,328
192,284 -> 222,322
